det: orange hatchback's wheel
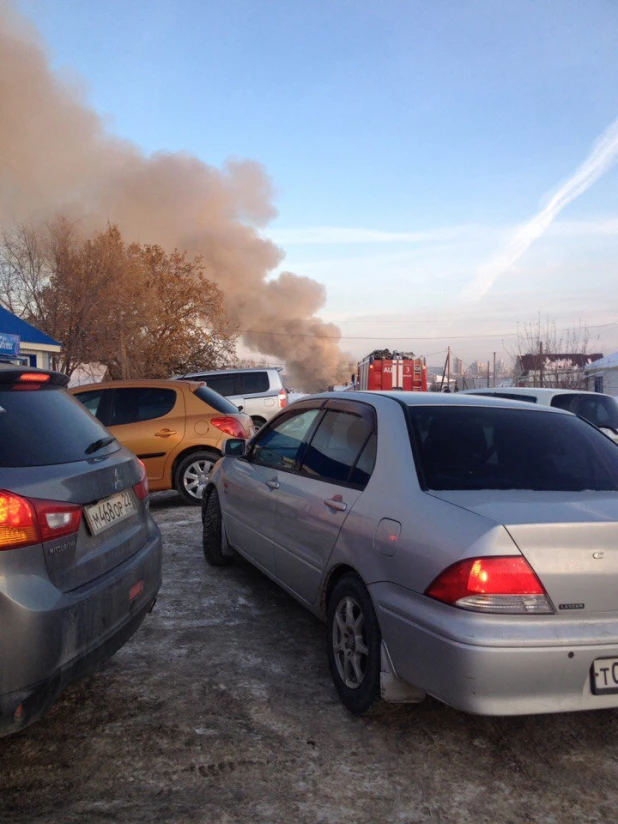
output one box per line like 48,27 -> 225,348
175,450 -> 219,505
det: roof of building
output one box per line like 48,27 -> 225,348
517,353 -> 603,373
0,305 -> 61,347
584,351 -> 618,372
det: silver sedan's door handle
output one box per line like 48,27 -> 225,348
265,479 -> 280,490
324,497 -> 347,512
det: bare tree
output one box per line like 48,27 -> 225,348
0,223 -> 49,318
105,242 -> 237,379
0,218 -> 238,378
512,315 -> 596,388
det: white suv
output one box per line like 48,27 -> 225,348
462,387 -> 618,443
178,368 -> 288,429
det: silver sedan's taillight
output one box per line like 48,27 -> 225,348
425,556 -> 554,614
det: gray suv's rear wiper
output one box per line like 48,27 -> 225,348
85,436 -> 117,455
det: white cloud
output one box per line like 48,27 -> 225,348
267,214 -> 618,251
465,115 -> 618,299
267,224 -> 478,246
549,217 -> 618,237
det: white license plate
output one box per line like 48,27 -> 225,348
591,658 -> 618,695
84,491 -> 137,536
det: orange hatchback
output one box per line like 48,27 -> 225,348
71,380 -> 254,504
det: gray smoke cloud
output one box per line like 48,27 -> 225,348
0,4 -> 350,391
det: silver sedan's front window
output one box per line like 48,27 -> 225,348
408,405 -> 618,492
251,408 -> 321,470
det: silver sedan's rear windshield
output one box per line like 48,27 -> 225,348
407,405 -> 618,491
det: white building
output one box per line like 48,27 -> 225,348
584,352 -> 618,396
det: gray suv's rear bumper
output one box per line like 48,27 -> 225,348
0,530 -> 162,736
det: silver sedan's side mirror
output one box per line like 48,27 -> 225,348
222,438 -> 246,457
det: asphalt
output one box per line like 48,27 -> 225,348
1,492 -> 618,824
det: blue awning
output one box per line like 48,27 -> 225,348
0,305 -> 61,347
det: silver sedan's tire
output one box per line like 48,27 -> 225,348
201,487 -> 231,567
326,573 -> 382,714
174,450 -> 219,505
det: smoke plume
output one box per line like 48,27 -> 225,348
466,114 -> 618,300
0,4 -> 350,391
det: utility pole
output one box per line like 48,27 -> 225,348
120,316 -> 128,380
447,346 -> 451,391
487,360 -> 490,388
493,351 -> 496,387
539,341 -> 544,389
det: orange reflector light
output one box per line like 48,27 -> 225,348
0,491 -> 39,550
133,459 -> 149,501
129,580 -> 144,601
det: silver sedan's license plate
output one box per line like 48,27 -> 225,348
591,658 -> 618,695
84,491 -> 136,536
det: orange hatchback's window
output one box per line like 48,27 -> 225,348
111,388 -> 177,426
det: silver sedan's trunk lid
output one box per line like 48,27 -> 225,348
431,491 -> 618,614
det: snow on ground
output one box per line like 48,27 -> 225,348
2,493 -> 618,823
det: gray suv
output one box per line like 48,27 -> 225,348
178,368 -> 288,429
0,365 -> 162,736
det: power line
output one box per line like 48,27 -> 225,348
329,317 -> 496,324
241,329 -> 517,341
240,321 -> 618,343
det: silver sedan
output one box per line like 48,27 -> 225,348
202,392 -> 618,716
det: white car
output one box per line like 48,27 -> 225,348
176,368 -> 288,429
461,387 -> 618,443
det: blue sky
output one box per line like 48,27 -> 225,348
16,0 -> 618,366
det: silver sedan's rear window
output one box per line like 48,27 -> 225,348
408,405 -> 618,491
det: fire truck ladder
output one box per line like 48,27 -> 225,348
412,361 -> 424,391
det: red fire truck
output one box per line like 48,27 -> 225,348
356,350 -> 427,392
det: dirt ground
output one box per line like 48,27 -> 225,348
1,494 -> 618,824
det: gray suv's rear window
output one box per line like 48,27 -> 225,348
0,387 -> 119,467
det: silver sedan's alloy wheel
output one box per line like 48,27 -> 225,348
182,458 -> 215,500
332,595 -> 369,689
